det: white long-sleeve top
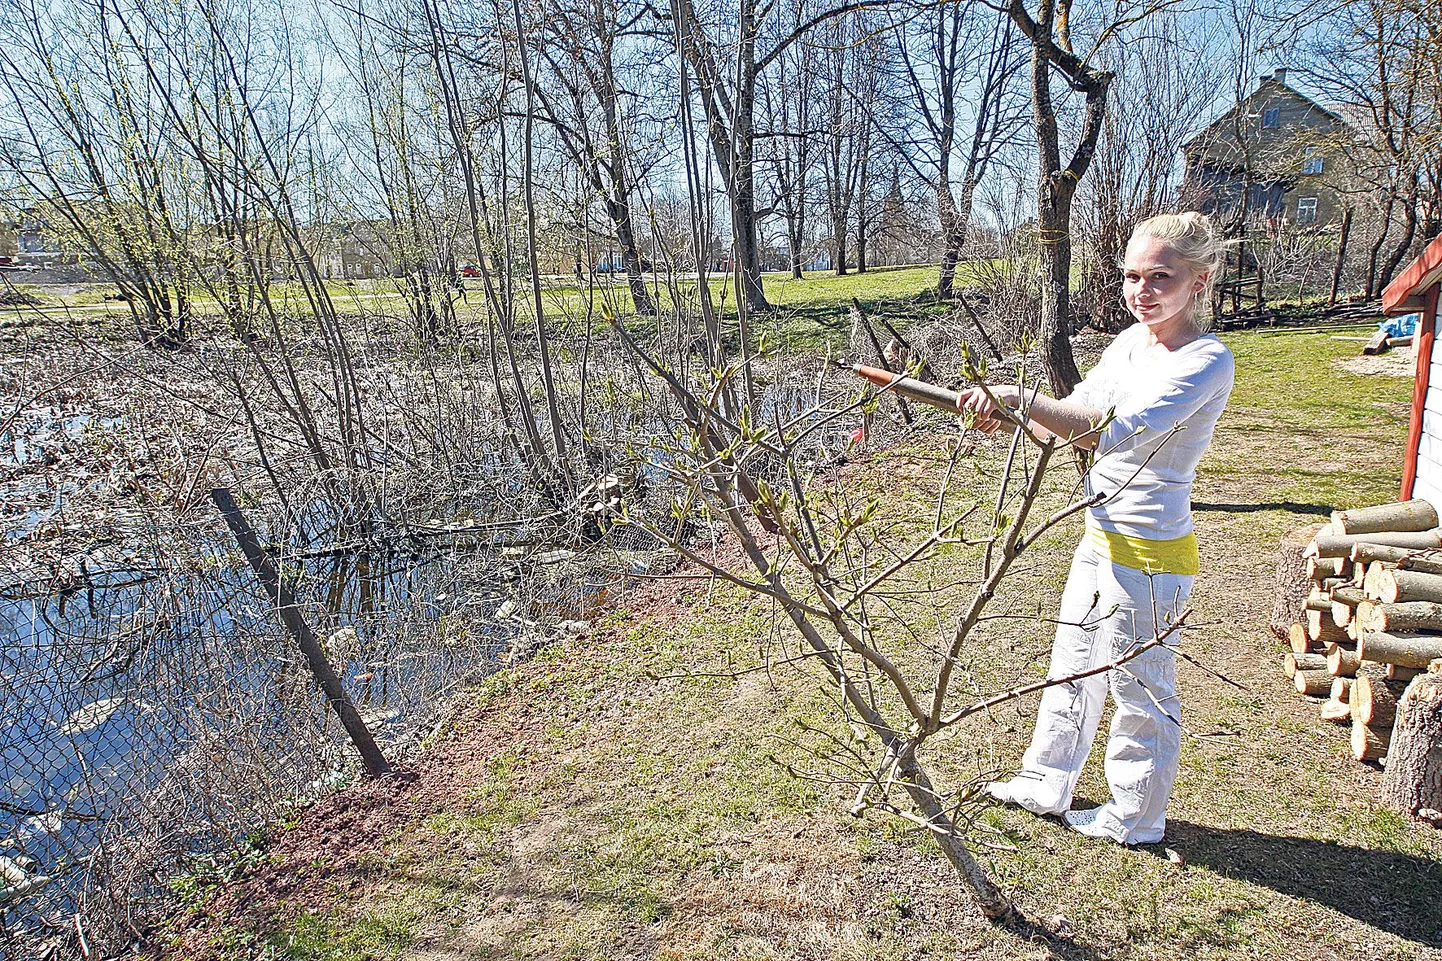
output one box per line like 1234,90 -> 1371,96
1065,323 -> 1235,541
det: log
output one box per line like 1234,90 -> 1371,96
1331,587 -> 1363,627
1362,562 -> 1391,598
1398,551 -> 1442,576
1309,530 -> 1442,558
1351,671 -> 1401,726
1350,719 -> 1390,761
1289,622 -> 1315,654
1307,609 -> 1350,644
1332,586 -> 1365,606
1389,664 -> 1423,682
1294,670 -> 1332,697
1305,590 -> 1333,613
1331,499 -> 1439,535
1380,663 -> 1442,817
1307,556 -> 1347,580
1361,601 -> 1442,634
1357,632 -> 1442,668
1362,328 -> 1391,355
1326,643 -> 1361,677
1320,698 -> 1352,722
1351,543 -> 1414,565
1285,652 -> 1327,677
1378,568 -> 1442,604
1330,676 -> 1353,702
1270,523 -> 1327,640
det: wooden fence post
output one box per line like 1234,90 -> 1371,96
210,488 -> 391,777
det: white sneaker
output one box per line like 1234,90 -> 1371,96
1064,805 -> 1163,845
1063,806 -> 1110,837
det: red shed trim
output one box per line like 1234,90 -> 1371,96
1402,285 -> 1439,500
1384,233 -> 1442,315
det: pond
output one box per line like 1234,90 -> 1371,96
0,531 -> 519,955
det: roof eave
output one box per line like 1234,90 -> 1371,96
1383,234 -> 1442,315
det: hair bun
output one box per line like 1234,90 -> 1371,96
1177,210 -> 1211,231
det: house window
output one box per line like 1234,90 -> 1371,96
1297,197 -> 1318,224
1263,106 -> 1280,128
1303,147 -> 1324,175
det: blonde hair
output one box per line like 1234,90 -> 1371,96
1128,211 -> 1227,334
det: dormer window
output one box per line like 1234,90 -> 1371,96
1263,107 -> 1281,128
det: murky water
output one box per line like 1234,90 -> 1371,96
0,535 -> 514,951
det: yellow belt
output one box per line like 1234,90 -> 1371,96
1086,515 -> 1200,576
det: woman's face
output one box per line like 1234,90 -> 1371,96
1121,236 -> 1207,331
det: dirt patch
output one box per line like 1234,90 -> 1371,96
1335,351 -> 1415,377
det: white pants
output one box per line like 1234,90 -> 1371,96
1013,543 -> 1191,844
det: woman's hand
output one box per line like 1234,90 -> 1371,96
957,384 -> 1017,434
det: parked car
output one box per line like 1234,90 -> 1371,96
458,264 -> 481,278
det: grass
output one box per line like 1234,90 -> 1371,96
161,323 -> 1442,960
4,264 -> 952,354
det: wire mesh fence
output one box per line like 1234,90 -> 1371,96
0,505 -> 574,958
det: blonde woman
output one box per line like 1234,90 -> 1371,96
958,212 -> 1235,844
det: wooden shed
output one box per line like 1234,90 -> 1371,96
1383,234 -> 1442,505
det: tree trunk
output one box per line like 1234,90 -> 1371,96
1351,719 -> 1390,761
1036,184 -> 1081,394
1329,207 -> 1352,307
833,216 -> 849,276
1295,670 -> 1331,696
1379,569 -> 1442,604
1285,651 -> 1327,676
895,749 -> 1017,922
1380,666 -> 1442,818
1380,178 -> 1420,291
937,183 -> 964,299
1273,523 -> 1326,639
1289,622 -> 1315,654
1310,530 -> 1442,558
610,197 -> 656,316
1365,193 -> 1395,299
1326,643 -> 1361,677
1362,601 -> 1442,634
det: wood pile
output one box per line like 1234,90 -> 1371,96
1282,499 -> 1442,769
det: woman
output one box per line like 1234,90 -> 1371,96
958,211 -> 1234,845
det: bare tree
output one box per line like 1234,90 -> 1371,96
533,0 -> 662,315
890,1 -> 1024,298
1299,0 -> 1442,296
1006,0 -> 1117,395
758,3 -> 819,280
1076,16 -> 1222,330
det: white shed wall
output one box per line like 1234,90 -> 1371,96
1417,297 -> 1442,511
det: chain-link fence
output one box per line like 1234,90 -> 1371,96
0,504 -> 587,958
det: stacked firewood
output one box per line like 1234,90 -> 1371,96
1284,499 -> 1442,764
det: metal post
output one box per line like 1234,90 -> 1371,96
210,488 -> 391,777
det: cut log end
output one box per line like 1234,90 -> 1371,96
1294,670 -> 1332,697
1350,720 -> 1390,761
